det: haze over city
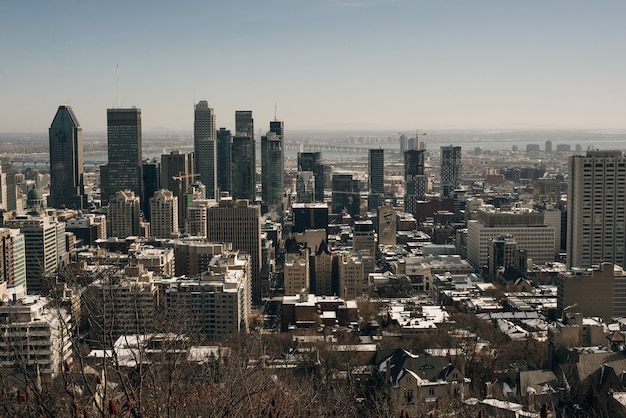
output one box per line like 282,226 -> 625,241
2,0 -> 625,133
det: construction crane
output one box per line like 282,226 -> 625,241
172,172 -> 200,197
415,129 -> 427,150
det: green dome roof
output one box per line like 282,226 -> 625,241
27,187 -> 43,200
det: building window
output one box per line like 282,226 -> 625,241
404,389 -> 414,404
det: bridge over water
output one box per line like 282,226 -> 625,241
283,143 -> 369,153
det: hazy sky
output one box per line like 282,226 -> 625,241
1,0 -> 625,133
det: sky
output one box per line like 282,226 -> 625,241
1,0 -> 625,134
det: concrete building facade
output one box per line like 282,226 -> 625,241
567,150 -> 626,268
108,190 -> 141,239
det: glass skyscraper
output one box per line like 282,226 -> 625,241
261,121 -> 284,218
105,108 -> 142,202
440,145 -> 462,199
48,105 -> 84,209
194,101 -> 217,199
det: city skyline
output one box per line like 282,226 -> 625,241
1,1 -> 625,133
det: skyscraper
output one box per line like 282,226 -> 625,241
298,152 -> 325,202
230,136 -> 256,202
160,151 -> 195,228
440,145 -> 461,199
206,199 -> 261,304
105,108 -> 142,202
48,105 -> 84,209
368,148 -> 384,210
261,121 -> 284,218
108,190 -> 141,239
404,149 -> 427,215
141,159 -> 160,221
5,215 -> 66,294
331,173 -> 360,217
235,111 -> 254,138
194,101 -> 217,199
216,127 -> 232,194
149,189 -> 179,239
269,120 -> 284,138
567,150 -> 626,269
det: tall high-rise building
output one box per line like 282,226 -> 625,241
0,228 -> 16,287
108,190 -> 141,239
142,159 -> 160,221
230,136 -> 256,202
9,229 -> 26,289
1,160 -> 17,212
185,199 -> 212,237
298,152 -> 325,202
0,163 -> 10,212
104,108 -> 142,202
149,189 -> 179,239
399,134 -> 408,153
194,101 -> 217,199
545,140 -> 553,153
160,151 -> 195,228
368,148 -> 384,195
216,128 -> 232,194
261,121 -> 284,218
331,173 -> 360,217
440,145 -> 461,199
404,149 -> 427,215
368,148 -> 384,210
206,199 -> 261,304
567,150 -> 626,269
5,215 -> 66,294
292,202 -> 329,234
269,120 -> 284,138
235,111 -> 254,139
48,105 -> 85,209
296,171 -> 316,203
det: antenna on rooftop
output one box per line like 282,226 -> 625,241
274,103 -> 277,121
116,64 -> 120,108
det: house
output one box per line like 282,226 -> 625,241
371,348 -> 468,416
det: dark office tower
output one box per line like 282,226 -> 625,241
291,203 -> 329,234
269,120 -> 284,138
230,136 -> 256,202
235,111 -> 254,139
105,108 -> 142,201
0,229 -> 16,287
440,145 -> 461,199
399,134 -> 408,153
368,148 -> 384,210
216,128 -> 232,193
331,173 -> 360,217
160,151 -> 195,228
194,101 -> 217,199
48,105 -> 84,209
404,149 -> 426,215
141,158 -> 160,221
262,121 -> 284,218
298,152 -> 325,202
567,150 -> 626,269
